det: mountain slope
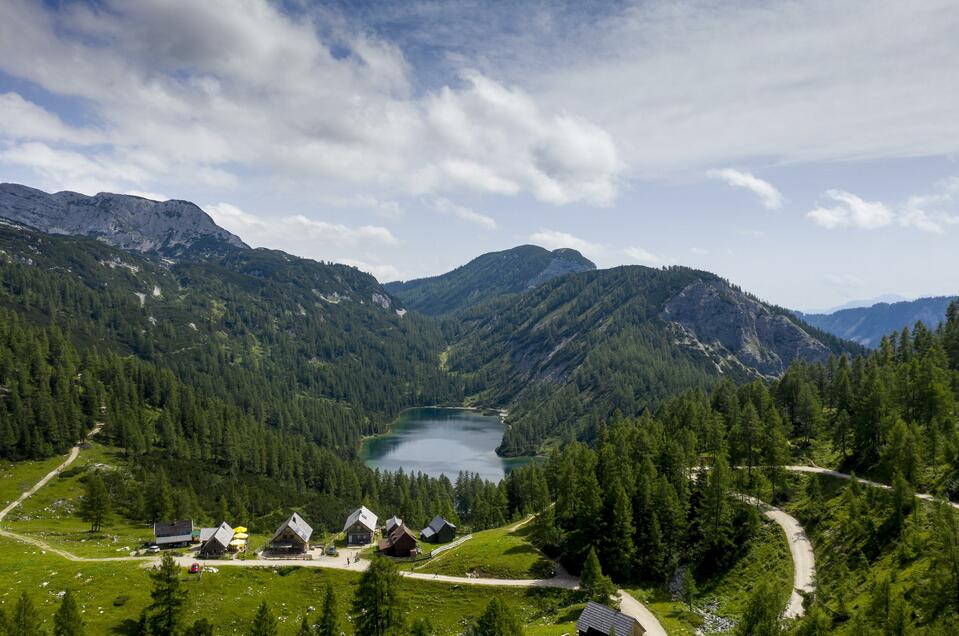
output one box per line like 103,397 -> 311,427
0,182 -> 247,256
384,244 -> 595,315
797,295 -> 957,347
445,266 -> 860,454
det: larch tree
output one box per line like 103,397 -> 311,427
470,597 -> 524,636
54,589 -> 84,636
315,580 -> 339,636
351,557 -> 406,636
249,601 -> 278,636
148,553 -> 187,636
79,470 -> 111,532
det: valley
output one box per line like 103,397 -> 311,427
0,183 -> 956,635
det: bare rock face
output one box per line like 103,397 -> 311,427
663,279 -> 831,376
0,183 -> 247,256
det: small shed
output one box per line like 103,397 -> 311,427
268,512 -> 313,554
199,522 -> 234,558
378,523 -> 418,558
343,506 -> 378,545
575,601 -> 644,636
420,515 -> 456,543
154,520 -> 193,548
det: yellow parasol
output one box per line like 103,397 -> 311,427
233,526 -> 248,534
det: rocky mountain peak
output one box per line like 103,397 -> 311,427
0,183 -> 247,256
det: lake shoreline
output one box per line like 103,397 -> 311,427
360,406 -> 531,482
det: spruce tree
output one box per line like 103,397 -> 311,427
471,597 -> 524,636
315,580 -> 339,636
148,553 -> 186,636
79,471 -> 111,532
11,592 -> 43,636
681,567 -> 697,610
249,601 -> 277,636
734,582 -> 781,636
580,546 -> 616,606
186,619 -> 214,635
54,589 -> 84,636
351,556 -> 406,636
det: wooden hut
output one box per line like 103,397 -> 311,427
267,513 -> 313,554
420,515 -> 456,543
343,506 -> 378,545
378,523 -> 418,558
199,522 -> 234,558
153,519 -> 193,548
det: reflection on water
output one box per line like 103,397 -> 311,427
361,407 -> 530,483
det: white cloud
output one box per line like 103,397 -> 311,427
808,180 -> 959,233
432,197 -> 496,230
525,1 -> 959,171
0,93 -> 104,145
0,0 -> 622,206
204,202 -> 398,263
624,246 -> 665,265
529,229 -> 604,259
707,168 -> 783,210
336,259 -> 402,282
807,190 -> 894,230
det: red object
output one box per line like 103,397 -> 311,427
189,563 -> 201,574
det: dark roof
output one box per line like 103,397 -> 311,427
575,602 -> 640,636
425,515 -> 455,533
154,520 -> 193,538
271,512 -> 313,544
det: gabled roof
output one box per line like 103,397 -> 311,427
385,516 -> 403,532
575,601 -> 641,636
271,512 -> 313,544
380,524 -> 417,550
343,506 -> 378,533
198,527 -> 217,543
154,519 -> 193,537
204,521 -> 234,549
425,515 -> 456,533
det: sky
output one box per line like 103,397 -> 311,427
0,0 -> 957,312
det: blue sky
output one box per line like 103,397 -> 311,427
1,0 -> 957,311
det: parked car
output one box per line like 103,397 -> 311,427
189,563 -> 201,574
146,545 -> 160,554
326,545 -> 338,556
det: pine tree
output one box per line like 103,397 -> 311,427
148,553 -> 186,636
351,557 -> 406,636
79,471 -> 111,532
54,589 -> 84,636
735,582 -> 781,636
315,580 -> 339,636
470,597 -> 524,636
295,616 -> 312,636
681,567 -> 697,610
11,592 -> 43,636
580,546 -> 617,606
410,617 -> 434,636
250,601 -> 277,636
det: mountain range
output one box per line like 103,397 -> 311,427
797,296 -> 957,347
0,182 -> 864,454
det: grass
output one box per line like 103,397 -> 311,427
0,455 -> 68,509
404,519 -> 556,579
0,535 -> 580,635
3,442 -> 152,558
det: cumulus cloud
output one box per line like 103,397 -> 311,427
529,229 -> 604,259
336,259 -> 403,283
205,202 -> 398,263
807,190 -> 894,230
432,197 -> 496,229
624,246 -> 665,265
0,0 -> 621,206
707,168 -> 783,210
808,180 -> 959,233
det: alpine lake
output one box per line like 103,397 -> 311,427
360,407 -> 532,483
